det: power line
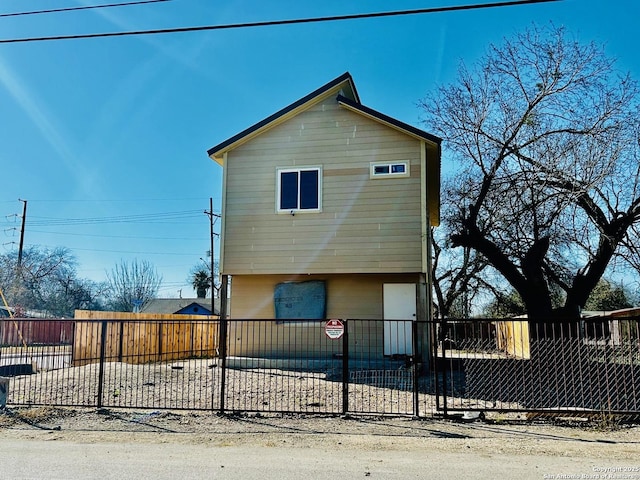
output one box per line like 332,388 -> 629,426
26,210 -> 203,227
28,229 -> 200,241
0,0 -> 171,18
68,246 -> 197,256
0,0 -> 562,44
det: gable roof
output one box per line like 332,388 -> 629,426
208,72 -> 360,163
141,298 -> 219,316
207,72 -> 440,164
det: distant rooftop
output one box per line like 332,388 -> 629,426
141,298 -> 219,316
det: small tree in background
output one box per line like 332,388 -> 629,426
188,252 -> 219,298
106,259 -> 162,312
0,246 -> 107,317
584,279 -> 633,311
483,290 -> 527,319
191,269 -> 210,299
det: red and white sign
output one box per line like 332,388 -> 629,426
325,319 -> 344,340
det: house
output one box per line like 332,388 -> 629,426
141,298 -> 219,316
207,72 -> 441,359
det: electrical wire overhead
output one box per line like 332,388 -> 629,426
0,0 -> 561,44
0,0 -> 171,18
27,210 -> 203,227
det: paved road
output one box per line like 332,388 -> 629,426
3,408 -> 639,480
0,433 -> 622,480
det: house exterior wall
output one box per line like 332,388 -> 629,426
220,98 -> 427,275
225,273 -> 420,357
229,273 -> 420,319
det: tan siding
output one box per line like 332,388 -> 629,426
230,274 -> 419,319
226,274 -> 418,357
222,99 -> 425,275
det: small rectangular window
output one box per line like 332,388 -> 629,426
374,165 -> 390,175
277,167 -> 321,212
370,162 -> 410,178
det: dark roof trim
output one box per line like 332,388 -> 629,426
208,72 -> 358,157
336,94 -> 442,145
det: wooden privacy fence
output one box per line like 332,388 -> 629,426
73,310 -> 219,366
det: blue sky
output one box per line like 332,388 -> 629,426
0,0 -> 637,298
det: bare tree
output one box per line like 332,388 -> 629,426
431,232 -> 491,319
106,259 -> 162,312
0,246 -> 107,316
420,24 -> 640,323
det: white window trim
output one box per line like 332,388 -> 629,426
370,161 -> 410,179
276,166 -> 322,213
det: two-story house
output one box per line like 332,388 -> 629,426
207,72 -> 440,359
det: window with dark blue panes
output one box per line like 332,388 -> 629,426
370,161 -> 409,178
391,164 -> 406,174
278,168 -> 320,211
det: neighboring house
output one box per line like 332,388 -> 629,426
207,72 -> 441,358
141,298 -> 219,316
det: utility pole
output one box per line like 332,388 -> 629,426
204,198 -> 220,314
17,199 -> 27,271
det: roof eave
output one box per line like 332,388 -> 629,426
208,72 -> 358,162
336,94 -> 441,146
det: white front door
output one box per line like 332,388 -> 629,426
383,283 -> 416,356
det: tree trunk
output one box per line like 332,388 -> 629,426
520,237 -> 554,325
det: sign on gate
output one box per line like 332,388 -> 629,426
325,319 -> 344,339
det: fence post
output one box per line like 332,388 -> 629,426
218,275 -> 229,414
342,319 -> 349,415
440,318 -> 448,417
96,320 -> 108,409
412,320 -> 420,417
118,321 -> 124,362
432,319 -> 440,413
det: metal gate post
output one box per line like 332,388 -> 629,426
218,318 -> 228,413
96,320 -> 108,409
440,318 -> 449,417
412,320 -> 420,417
431,319 -> 440,414
342,319 -> 349,415
218,275 -> 229,414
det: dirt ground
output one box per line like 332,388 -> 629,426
1,405 -> 640,460
3,358 -> 640,477
3,407 -> 640,480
